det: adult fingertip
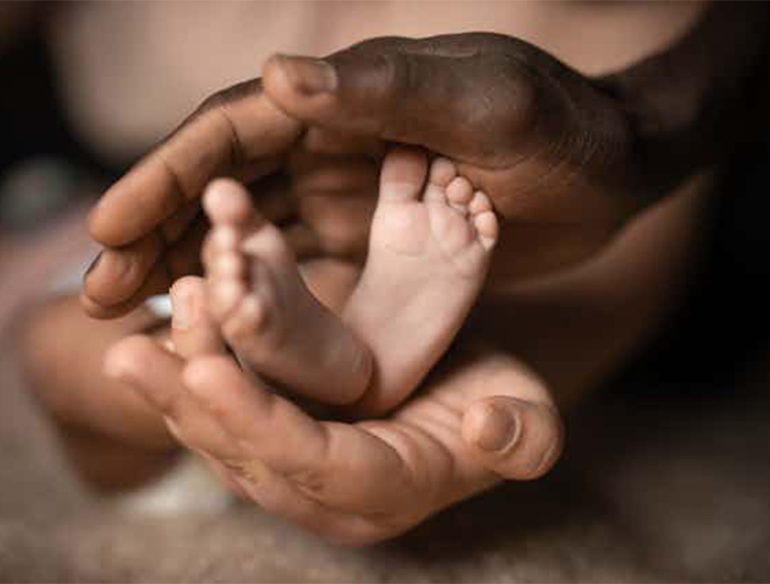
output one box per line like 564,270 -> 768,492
463,397 -> 564,481
86,198 -> 108,244
264,54 -> 338,97
87,186 -> 131,247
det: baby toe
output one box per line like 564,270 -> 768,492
427,157 -> 457,188
208,279 -> 248,322
446,177 -> 475,216
221,294 -> 269,345
203,179 -> 255,226
209,226 -> 240,253
473,210 -> 499,251
379,147 -> 429,202
209,251 -> 247,280
469,191 -> 493,215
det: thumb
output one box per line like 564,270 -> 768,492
461,395 -> 564,480
261,38 -> 535,160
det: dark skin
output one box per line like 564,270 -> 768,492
82,2 -> 770,318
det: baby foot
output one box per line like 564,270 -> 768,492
368,150 -> 497,275
343,147 -> 498,413
202,179 -> 372,405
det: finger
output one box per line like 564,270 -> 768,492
461,395 -> 564,480
103,334 -> 190,413
102,334 -> 385,543
103,335 -> 241,460
81,260 -> 173,319
196,427 -> 385,544
84,84 -> 302,317
169,276 -> 226,357
82,233 -> 164,307
181,356 -> 417,513
82,215 -> 209,318
161,199 -> 202,245
262,41 -> 534,160
89,82 -> 301,247
108,337 -> 394,543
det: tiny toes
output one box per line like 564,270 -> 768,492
473,211 -> 499,250
210,251 -> 247,280
446,177 -> 474,205
209,226 -> 239,254
428,158 -> 457,188
209,279 -> 248,320
203,179 -> 255,226
469,191 -> 493,215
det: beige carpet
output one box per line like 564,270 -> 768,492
1,211 -> 769,582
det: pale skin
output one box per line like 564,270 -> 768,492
202,148 -> 498,414
106,275 -> 560,545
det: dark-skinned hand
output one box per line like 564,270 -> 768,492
82,33 -> 647,319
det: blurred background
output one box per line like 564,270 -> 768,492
1,2 -> 769,582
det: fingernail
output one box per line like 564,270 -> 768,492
170,286 -> 196,330
475,405 -> 518,452
278,55 -> 338,95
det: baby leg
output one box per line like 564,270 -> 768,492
202,180 -> 372,404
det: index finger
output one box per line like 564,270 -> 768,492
88,80 -> 303,247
